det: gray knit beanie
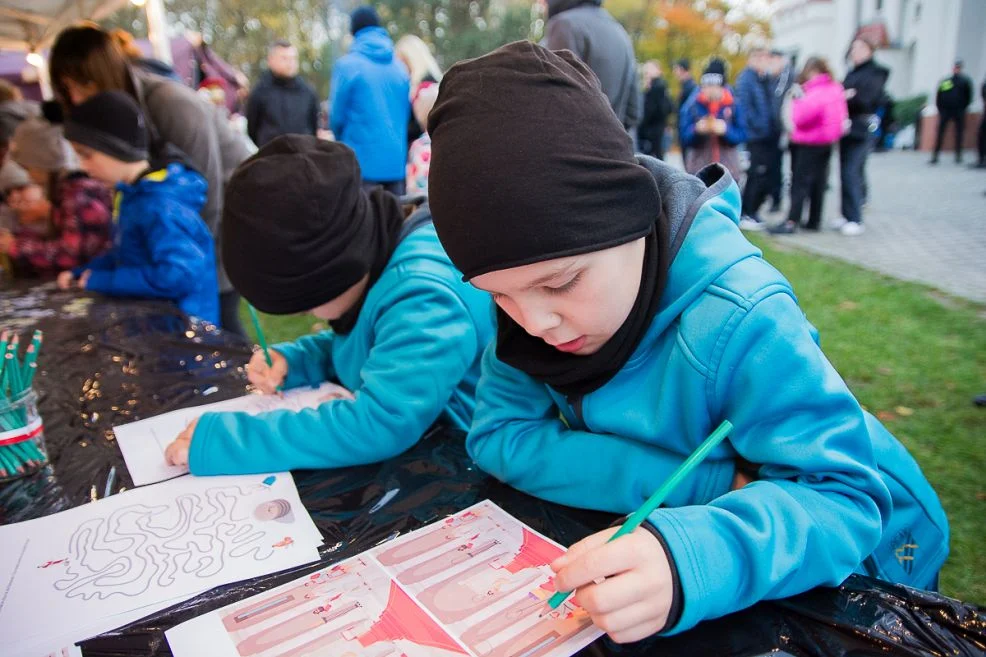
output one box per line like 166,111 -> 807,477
10,117 -> 75,171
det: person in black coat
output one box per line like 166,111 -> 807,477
246,41 -> 319,147
674,58 -> 697,161
931,61 -> 974,164
838,37 -> 888,236
638,61 -> 672,161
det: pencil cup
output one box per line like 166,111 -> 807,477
0,388 -> 49,481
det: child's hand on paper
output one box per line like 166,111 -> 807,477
247,348 -> 288,394
57,271 -> 75,290
165,417 -> 199,466
550,526 -> 674,643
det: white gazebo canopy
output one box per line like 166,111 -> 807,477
0,0 -> 171,98
0,0 -> 130,52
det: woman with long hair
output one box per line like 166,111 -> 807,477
837,37 -> 888,236
48,24 -> 251,332
770,57 -> 848,234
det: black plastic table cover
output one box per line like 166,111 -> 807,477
0,283 -> 983,657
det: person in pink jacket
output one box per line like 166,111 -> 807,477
770,57 -> 848,234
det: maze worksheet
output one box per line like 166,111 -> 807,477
0,472 -> 322,652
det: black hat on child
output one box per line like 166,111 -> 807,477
63,91 -> 149,163
700,58 -> 727,87
428,40 -> 660,281
222,135 -> 404,330
428,41 -> 671,398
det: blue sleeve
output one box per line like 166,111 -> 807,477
466,345 -> 737,512
73,250 -> 115,277
84,206 -> 209,300
273,331 -> 337,390
647,290 -> 891,635
329,60 -> 353,138
723,102 -> 747,146
679,98 -> 701,147
188,278 -> 479,475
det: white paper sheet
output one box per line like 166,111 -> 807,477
0,472 -> 323,648
34,645 -> 81,657
115,382 -> 353,486
167,501 -> 603,657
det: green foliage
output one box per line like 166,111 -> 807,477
102,0 -> 541,99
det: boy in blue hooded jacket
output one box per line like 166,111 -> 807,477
427,42 -> 948,642
164,135 -> 494,475
59,90 -> 219,325
329,6 -> 410,194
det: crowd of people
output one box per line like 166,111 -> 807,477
0,4 -> 961,644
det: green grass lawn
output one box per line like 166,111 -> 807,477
241,239 -> 986,604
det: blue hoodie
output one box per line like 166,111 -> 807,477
330,27 -> 411,183
75,162 -> 219,325
466,159 -> 948,634
189,221 -> 495,474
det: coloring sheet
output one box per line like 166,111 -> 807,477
115,382 -> 353,485
0,473 -> 323,650
167,501 -> 603,657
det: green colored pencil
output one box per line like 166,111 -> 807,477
22,331 -> 41,386
246,304 -> 282,392
544,420 -> 734,612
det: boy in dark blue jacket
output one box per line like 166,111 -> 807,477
59,91 -> 219,325
427,42 -> 947,644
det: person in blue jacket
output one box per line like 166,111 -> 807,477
680,58 -> 746,182
58,90 -> 219,325
427,42 -> 948,643
163,135 -> 494,475
735,47 -> 779,231
329,6 -> 410,196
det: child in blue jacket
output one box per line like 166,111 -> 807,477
59,91 -> 219,325
164,136 -> 494,474
427,42 -> 948,642
680,58 -> 746,181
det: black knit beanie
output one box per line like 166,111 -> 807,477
700,58 -> 727,87
63,91 -> 149,163
222,135 -> 404,330
428,41 -> 670,397
428,41 -> 661,281
350,6 -> 380,35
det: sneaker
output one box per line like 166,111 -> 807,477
841,221 -> 865,236
829,217 -> 849,231
739,215 -> 766,231
768,221 -> 797,234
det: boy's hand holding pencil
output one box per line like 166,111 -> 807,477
550,526 -> 674,643
246,349 -> 288,395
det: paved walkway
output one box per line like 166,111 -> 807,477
760,150 -> 986,304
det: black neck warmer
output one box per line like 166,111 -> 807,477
429,42 -> 671,396
222,135 -> 404,334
